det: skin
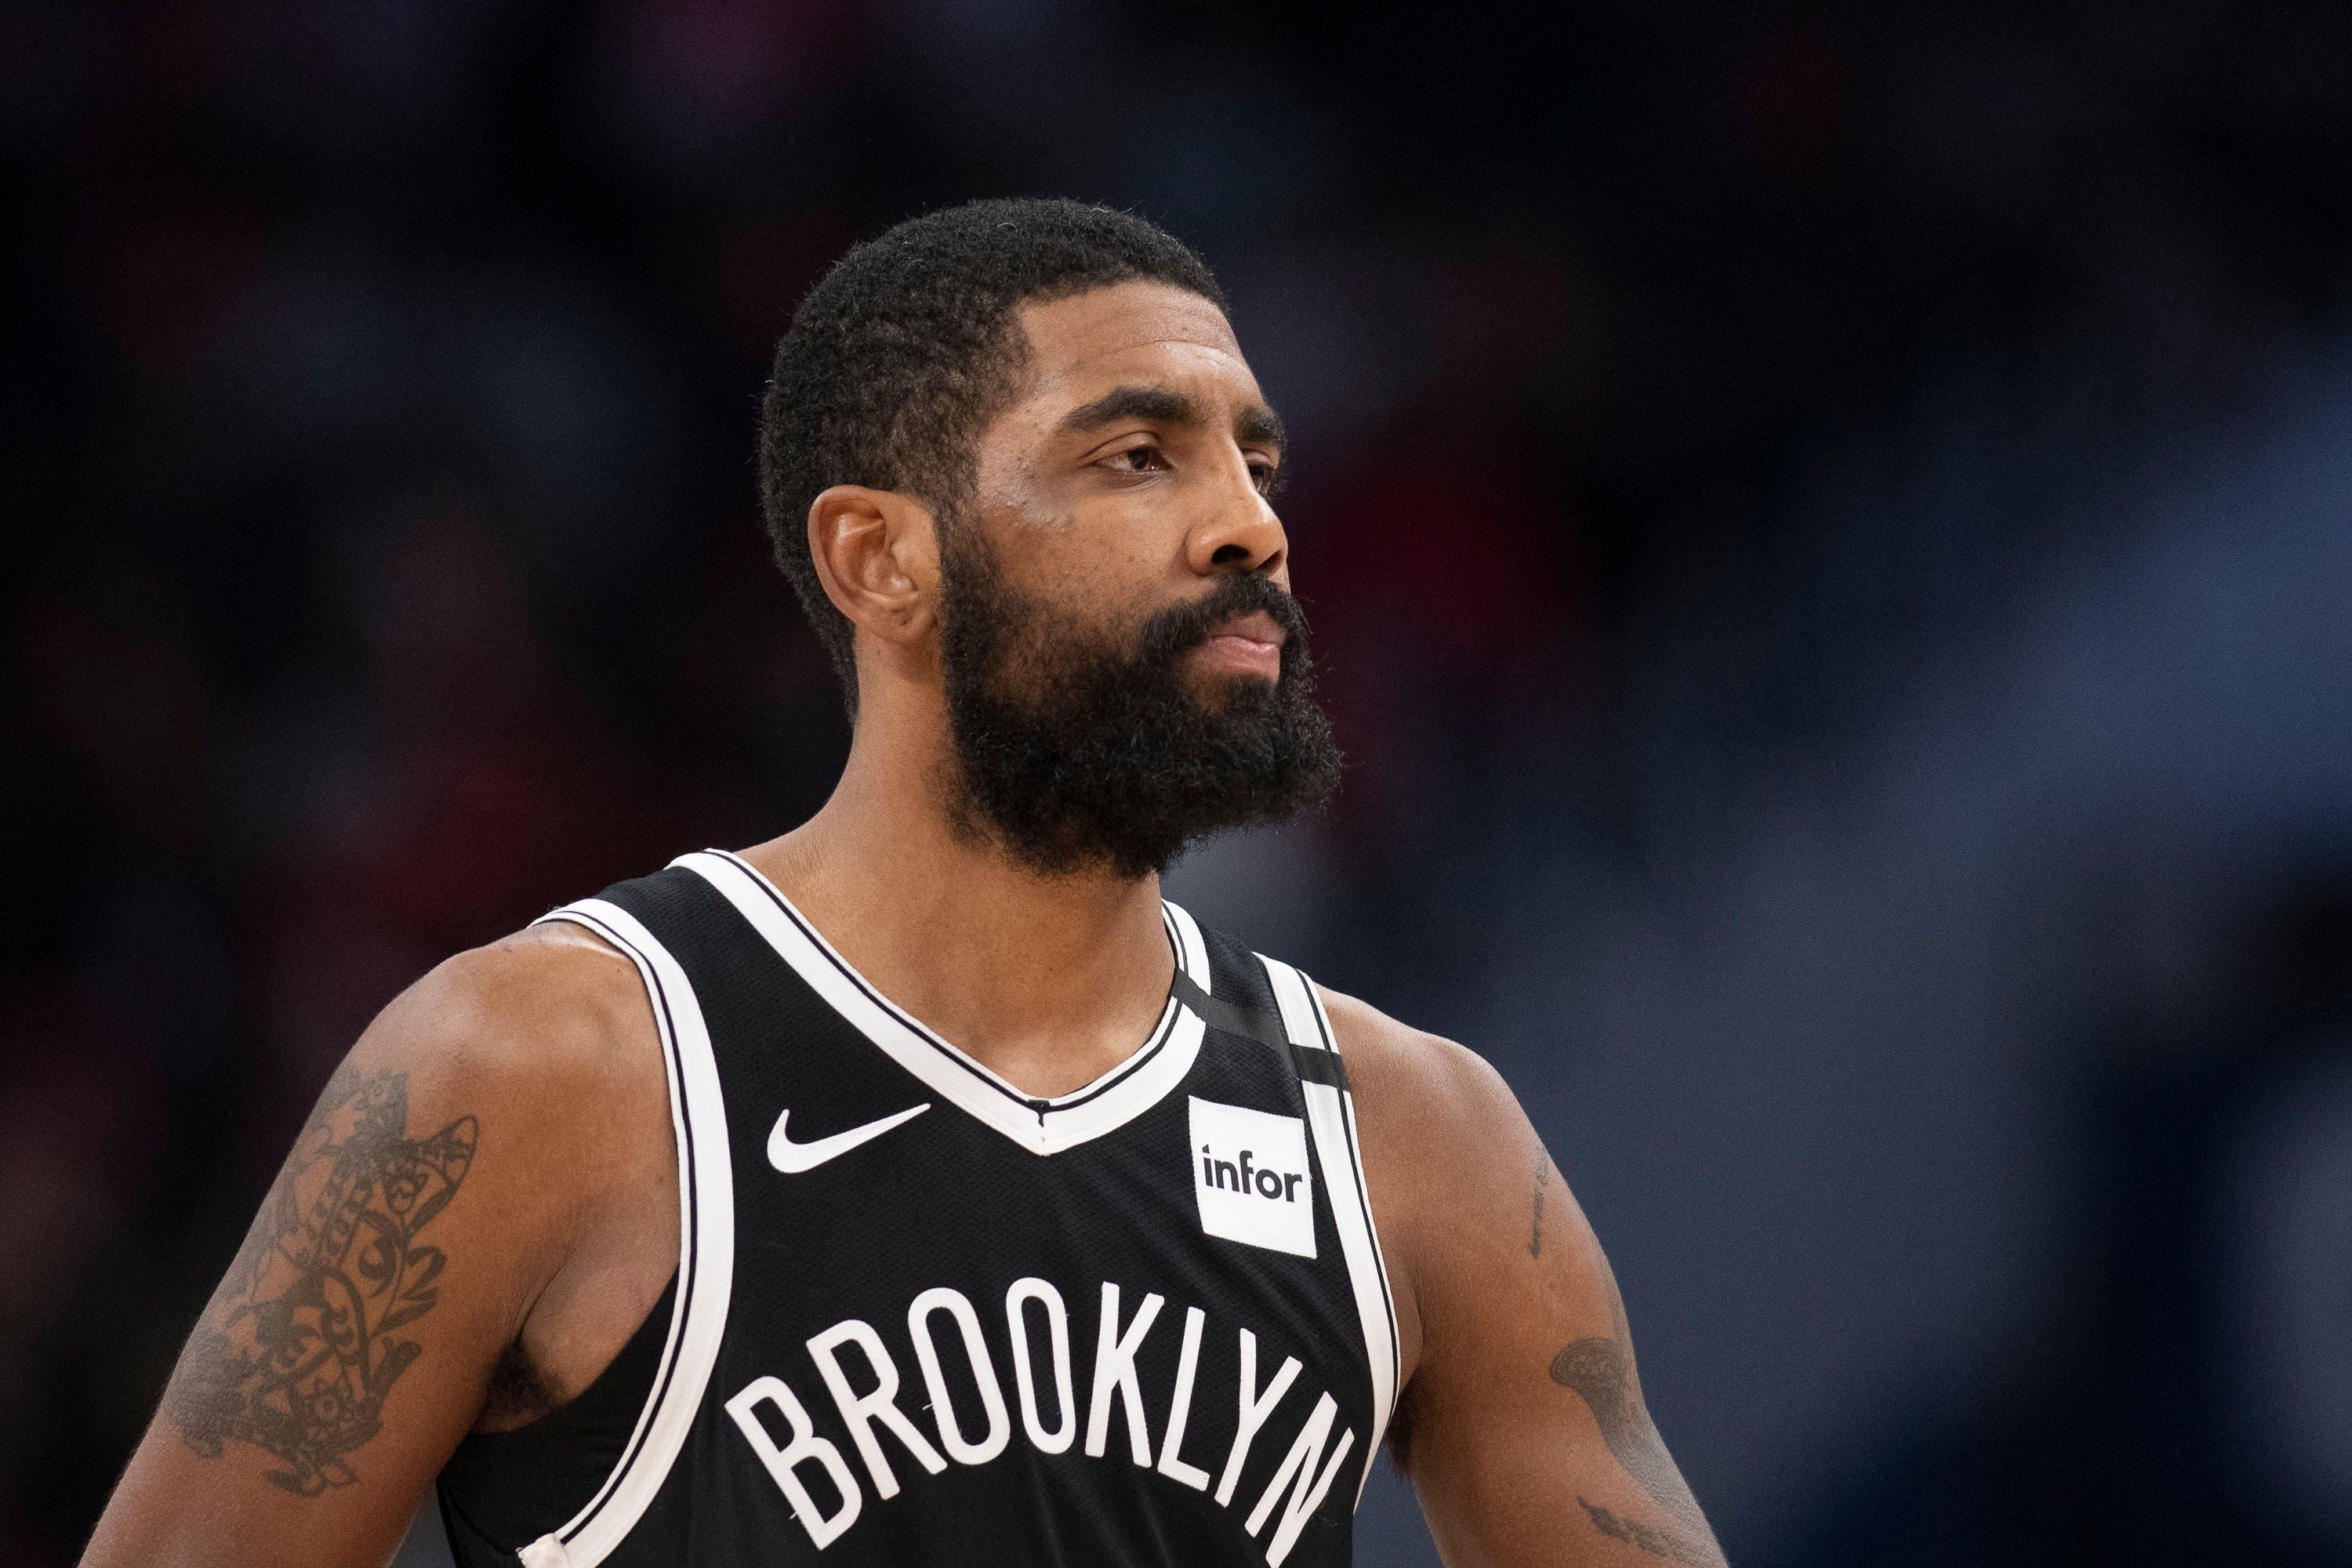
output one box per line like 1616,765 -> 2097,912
81,281 -> 1724,1568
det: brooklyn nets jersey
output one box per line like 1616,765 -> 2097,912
435,849 -> 1399,1566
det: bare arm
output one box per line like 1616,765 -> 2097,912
1330,990 -> 1727,1568
81,925 -> 669,1568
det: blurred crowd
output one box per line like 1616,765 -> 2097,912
5,2 -> 2351,1563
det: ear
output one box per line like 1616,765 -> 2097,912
805,485 -> 942,647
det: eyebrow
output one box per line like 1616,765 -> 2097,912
1056,385 -> 1288,455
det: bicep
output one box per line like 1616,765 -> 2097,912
82,958 -> 586,1568
1359,1037 -> 1722,1567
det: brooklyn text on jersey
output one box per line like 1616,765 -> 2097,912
434,851 -> 1398,1568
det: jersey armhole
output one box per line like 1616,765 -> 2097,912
509,902 -> 738,1568
1256,956 -> 1403,1506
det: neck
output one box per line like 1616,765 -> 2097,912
736,700 -> 1178,1099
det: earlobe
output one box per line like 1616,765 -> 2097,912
806,485 -> 938,646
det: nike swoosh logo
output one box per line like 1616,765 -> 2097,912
767,1102 -> 931,1174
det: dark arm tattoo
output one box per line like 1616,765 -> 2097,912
166,1065 -> 477,1494
1530,1153 -> 1550,1258
1577,1495 -> 1715,1566
1551,1330 -> 1722,1563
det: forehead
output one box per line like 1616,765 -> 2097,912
1011,281 -> 1259,410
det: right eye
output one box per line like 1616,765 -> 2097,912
1107,443 -> 1170,474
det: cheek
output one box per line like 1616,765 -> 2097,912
1011,575 -> 1163,671
985,510 -> 1167,614
1069,489 -> 1199,589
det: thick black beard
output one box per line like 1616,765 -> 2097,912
936,531 -> 1342,881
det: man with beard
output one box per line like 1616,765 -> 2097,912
82,201 -> 1726,1568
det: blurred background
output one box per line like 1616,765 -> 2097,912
6,0 -> 2352,1563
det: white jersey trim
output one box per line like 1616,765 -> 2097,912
677,850 -> 1210,1157
517,898 -> 738,1568
1259,956 -> 1400,1506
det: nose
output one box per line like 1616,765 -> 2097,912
1183,458 -> 1287,585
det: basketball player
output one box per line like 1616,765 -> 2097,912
80,201 -> 1726,1568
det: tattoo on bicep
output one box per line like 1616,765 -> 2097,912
1551,1335 -> 1719,1561
1530,1153 -> 1550,1258
166,1065 -> 477,1495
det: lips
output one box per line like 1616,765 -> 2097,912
1203,610 -> 1287,652
1190,610 -> 1287,680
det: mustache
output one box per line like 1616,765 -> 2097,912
1134,574 -> 1312,667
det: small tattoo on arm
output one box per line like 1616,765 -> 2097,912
1530,1154 -> 1551,1258
1552,1334 -> 1721,1563
1578,1496 -> 1714,1566
167,1065 -> 477,1494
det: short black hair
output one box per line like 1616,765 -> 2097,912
757,198 -> 1229,713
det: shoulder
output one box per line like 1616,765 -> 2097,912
1311,986 -> 1537,1228
326,919 -> 673,1276
1309,986 -> 1556,1378
1313,985 -> 1525,1145
367,919 -> 656,1093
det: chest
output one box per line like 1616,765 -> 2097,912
509,853 -> 1399,1568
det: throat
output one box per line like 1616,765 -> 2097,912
962,993 -> 1181,1102
735,827 -> 1185,1102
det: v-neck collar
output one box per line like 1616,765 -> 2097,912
676,849 -> 1212,1156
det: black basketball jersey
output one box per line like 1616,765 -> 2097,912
438,849 -> 1399,1567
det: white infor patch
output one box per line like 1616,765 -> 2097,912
1189,1096 -> 1316,1259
